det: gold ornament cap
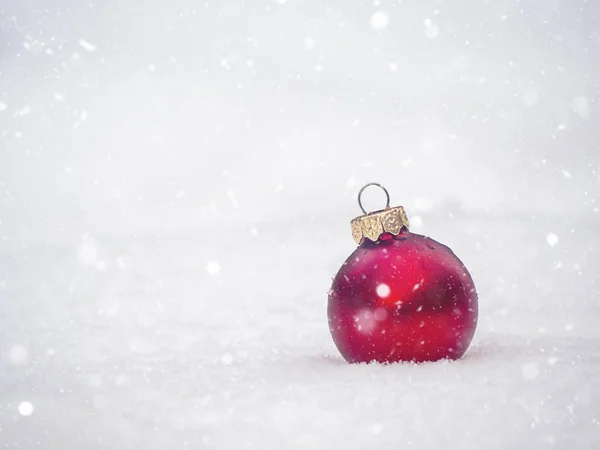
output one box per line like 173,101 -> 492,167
350,183 -> 410,244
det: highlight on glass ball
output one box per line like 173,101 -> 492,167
327,183 -> 478,364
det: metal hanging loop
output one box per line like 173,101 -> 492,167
357,182 -> 391,215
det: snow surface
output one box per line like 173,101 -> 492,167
1,1 -> 600,449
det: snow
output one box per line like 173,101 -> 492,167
376,283 -> 391,298
17,402 -> 34,417
546,233 -> 559,247
572,96 -> 590,119
1,0 -> 600,449
78,39 -> 97,52
561,168 -> 572,179
304,38 -> 316,50
2,216 -> 599,448
370,11 -> 389,30
220,353 -> 234,365
206,261 -> 222,275
521,363 -> 540,380
8,345 -> 28,365
423,19 -> 440,39
18,106 -> 31,117
411,215 -> 423,227
78,235 -> 100,265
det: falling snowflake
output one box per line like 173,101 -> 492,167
78,235 -> 99,265
354,309 -> 377,334
371,423 -> 384,434
304,38 -> 316,50
18,402 -> 35,416
376,283 -> 391,298
572,96 -> 590,119
546,233 -> 559,247
411,215 -> 423,228
522,363 -> 539,380
79,39 -> 97,52
370,11 -> 389,30
9,345 -> 28,365
423,19 -> 440,39
206,261 -> 221,275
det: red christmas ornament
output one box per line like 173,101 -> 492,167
328,183 -> 478,363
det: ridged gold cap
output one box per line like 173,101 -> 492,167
350,183 -> 410,244
350,206 -> 409,244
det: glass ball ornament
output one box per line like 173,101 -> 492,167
328,183 -> 478,363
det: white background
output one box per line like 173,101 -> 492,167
1,1 -> 599,448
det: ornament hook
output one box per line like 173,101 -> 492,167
357,182 -> 391,215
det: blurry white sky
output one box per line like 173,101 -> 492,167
0,0 -> 598,241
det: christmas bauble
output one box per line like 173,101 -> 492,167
328,183 -> 478,363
